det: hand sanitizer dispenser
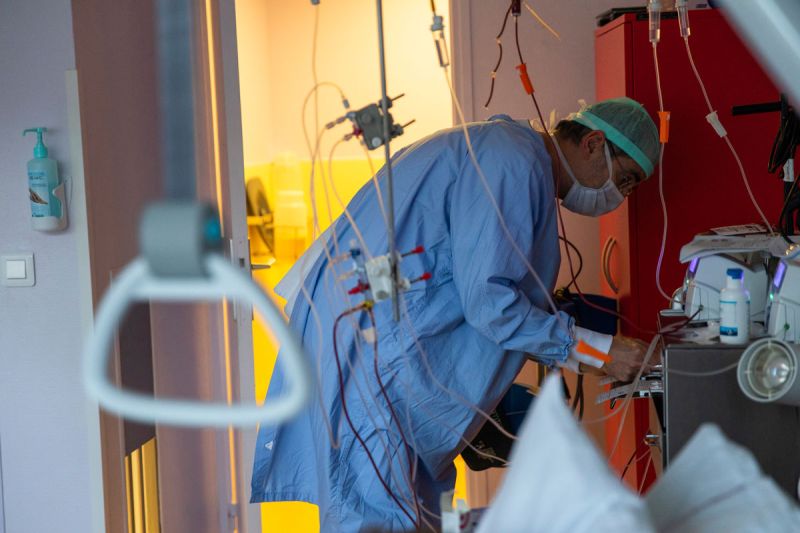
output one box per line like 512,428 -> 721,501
24,127 -> 67,231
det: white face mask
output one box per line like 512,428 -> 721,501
553,138 -> 624,217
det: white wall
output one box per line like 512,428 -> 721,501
458,0 -> 642,292
0,1 -> 101,532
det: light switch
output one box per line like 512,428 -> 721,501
2,254 -> 35,287
6,260 -> 26,279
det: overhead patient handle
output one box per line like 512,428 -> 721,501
82,203 -> 312,428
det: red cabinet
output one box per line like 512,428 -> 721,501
596,10 -> 783,335
594,10 -> 783,491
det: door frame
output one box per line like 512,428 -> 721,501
198,0 -> 261,531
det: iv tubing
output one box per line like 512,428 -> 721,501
653,43 -> 672,301
682,37 -> 773,231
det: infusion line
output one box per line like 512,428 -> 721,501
653,42 -> 673,302
681,34 -> 772,232
301,107 -> 416,501
437,38 -> 571,335
302,5 -> 426,518
332,306 -> 419,527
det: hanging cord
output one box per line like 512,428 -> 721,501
332,306 -> 419,528
559,235 -> 583,291
637,452 -> 654,494
652,43 -> 673,302
365,307 -> 422,525
682,36 -> 772,231
483,5 -> 513,109
506,10 -> 658,335
571,373 -> 585,419
620,435 -> 652,480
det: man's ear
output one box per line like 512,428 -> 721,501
582,130 -> 606,155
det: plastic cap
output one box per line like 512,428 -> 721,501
23,127 -> 49,158
569,98 -> 659,177
726,268 -> 744,279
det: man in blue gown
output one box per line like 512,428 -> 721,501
251,97 -> 660,531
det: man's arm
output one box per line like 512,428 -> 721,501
449,133 -> 573,363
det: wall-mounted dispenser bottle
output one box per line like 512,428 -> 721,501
24,127 -> 67,231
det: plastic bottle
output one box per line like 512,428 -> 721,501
720,268 -> 750,344
24,127 -> 65,231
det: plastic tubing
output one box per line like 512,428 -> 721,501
607,334 -> 661,463
653,43 -> 672,302
437,37 -> 570,335
682,36 -> 773,231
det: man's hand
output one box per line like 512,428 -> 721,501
601,335 -> 657,382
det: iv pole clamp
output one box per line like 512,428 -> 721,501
82,202 -> 313,427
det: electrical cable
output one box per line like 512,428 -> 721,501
607,335 -> 661,463
637,453 -> 654,494
312,167 -> 424,522
666,360 -> 739,377
332,307 -> 418,527
620,437 -> 651,481
483,5 -> 513,109
318,139 -> 427,493
398,297 -> 519,445
366,307 -> 422,525
438,39 -> 571,335
571,373 -> 584,419
768,100 -> 799,174
558,235 -> 583,291
303,87 -> 478,524
431,12 -> 670,454
508,13 -> 664,338
301,89 -> 421,515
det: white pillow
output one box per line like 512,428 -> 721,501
476,374 -> 655,533
645,424 -> 800,532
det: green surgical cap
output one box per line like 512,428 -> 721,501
570,97 -> 659,177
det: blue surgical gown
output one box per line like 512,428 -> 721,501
251,115 -> 575,532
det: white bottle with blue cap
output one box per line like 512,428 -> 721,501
720,267 -> 750,345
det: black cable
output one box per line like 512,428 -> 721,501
768,98 -> 799,174
619,446 -> 639,481
483,4 -> 513,109
366,308 -> 421,525
332,309 -> 418,527
514,12 -> 524,65
571,374 -> 584,420
620,435 -> 651,480
559,235 -> 583,290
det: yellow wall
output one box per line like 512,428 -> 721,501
235,0 -> 453,166
235,1 -> 459,530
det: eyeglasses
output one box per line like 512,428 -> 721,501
608,143 -> 646,194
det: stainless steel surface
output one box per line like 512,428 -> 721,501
664,343 -> 800,498
374,0 -> 399,321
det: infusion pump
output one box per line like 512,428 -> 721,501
681,254 -> 768,321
